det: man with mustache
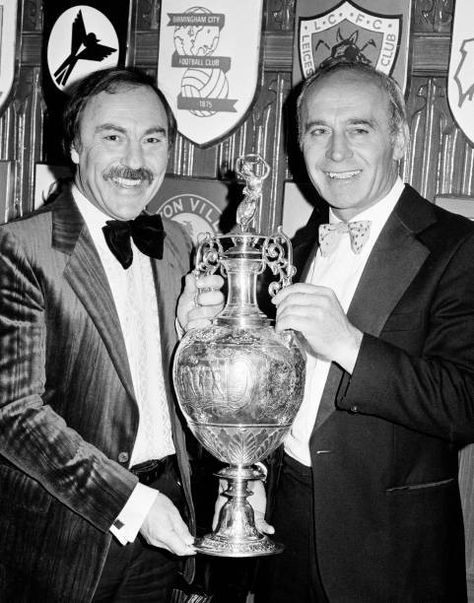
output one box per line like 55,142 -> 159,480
0,67 -> 220,601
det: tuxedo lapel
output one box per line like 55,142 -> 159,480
347,204 -> 430,336
314,187 -> 435,431
150,223 -> 193,394
52,192 -> 135,401
151,240 -> 181,372
293,205 -> 326,281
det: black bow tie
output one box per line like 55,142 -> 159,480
102,214 -> 166,269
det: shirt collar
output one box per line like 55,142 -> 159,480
329,177 -> 404,225
71,184 -> 112,254
328,177 -> 404,243
72,184 -> 109,228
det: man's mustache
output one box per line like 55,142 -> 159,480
104,166 -> 154,184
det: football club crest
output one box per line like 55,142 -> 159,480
46,6 -> 119,94
157,0 -> 263,147
0,1 -> 21,117
294,0 -> 412,93
157,193 -> 222,243
148,177 -> 230,242
42,1 -> 130,111
47,7 -> 119,92
448,0 -> 474,146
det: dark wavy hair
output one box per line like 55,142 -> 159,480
296,61 -> 408,148
62,67 -> 177,156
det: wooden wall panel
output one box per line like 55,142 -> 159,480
4,0 -> 473,223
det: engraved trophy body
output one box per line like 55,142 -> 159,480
173,155 -> 305,557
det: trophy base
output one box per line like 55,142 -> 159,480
194,463 -> 284,557
195,532 -> 284,558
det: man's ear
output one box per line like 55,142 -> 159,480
393,123 -> 409,161
70,145 -> 80,165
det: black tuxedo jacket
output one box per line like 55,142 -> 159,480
0,191 -> 194,601
283,184 -> 474,601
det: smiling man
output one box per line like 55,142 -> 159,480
0,67 -> 222,601
69,83 -> 169,221
253,61 -> 474,602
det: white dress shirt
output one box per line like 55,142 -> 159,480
74,186 -> 175,543
285,178 -> 405,466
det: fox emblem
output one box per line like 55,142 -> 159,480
454,37 -> 474,108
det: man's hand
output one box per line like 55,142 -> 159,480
212,479 -> 274,535
140,492 -> 196,556
272,283 -> 363,373
177,273 -> 224,331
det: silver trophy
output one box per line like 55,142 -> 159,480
173,154 -> 305,557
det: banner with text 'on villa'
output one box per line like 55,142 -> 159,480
157,0 -> 263,148
294,0 -> 412,94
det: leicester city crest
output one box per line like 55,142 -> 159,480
294,0 -> 412,93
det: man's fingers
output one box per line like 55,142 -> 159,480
255,518 -> 275,535
196,289 -> 224,307
195,274 -> 224,291
140,493 -> 196,556
154,530 -> 196,556
172,515 -> 196,545
177,272 -> 224,331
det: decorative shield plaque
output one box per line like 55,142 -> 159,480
157,0 -> 263,147
0,0 -> 21,117
294,0 -> 412,93
448,0 -> 474,146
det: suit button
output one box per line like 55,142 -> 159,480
118,452 -> 129,463
350,405 -> 358,413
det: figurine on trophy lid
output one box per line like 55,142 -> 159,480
173,154 -> 305,557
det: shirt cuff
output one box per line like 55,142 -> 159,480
110,482 -> 158,545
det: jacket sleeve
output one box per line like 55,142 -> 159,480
337,229 -> 474,446
0,227 -> 138,532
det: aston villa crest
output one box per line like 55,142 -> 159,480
158,0 -> 263,147
158,193 -> 221,243
298,1 -> 401,80
448,0 -> 474,146
148,176 -> 230,241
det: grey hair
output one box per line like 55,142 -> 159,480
296,61 -> 409,148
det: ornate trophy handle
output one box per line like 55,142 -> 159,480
193,232 -> 224,278
263,226 -> 297,297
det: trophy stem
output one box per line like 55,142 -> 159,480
194,464 -> 284,558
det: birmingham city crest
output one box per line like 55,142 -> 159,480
158,0 -> 263,147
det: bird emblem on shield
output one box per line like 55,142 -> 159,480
46,6 -> 119,93
53,10 -> 116,87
